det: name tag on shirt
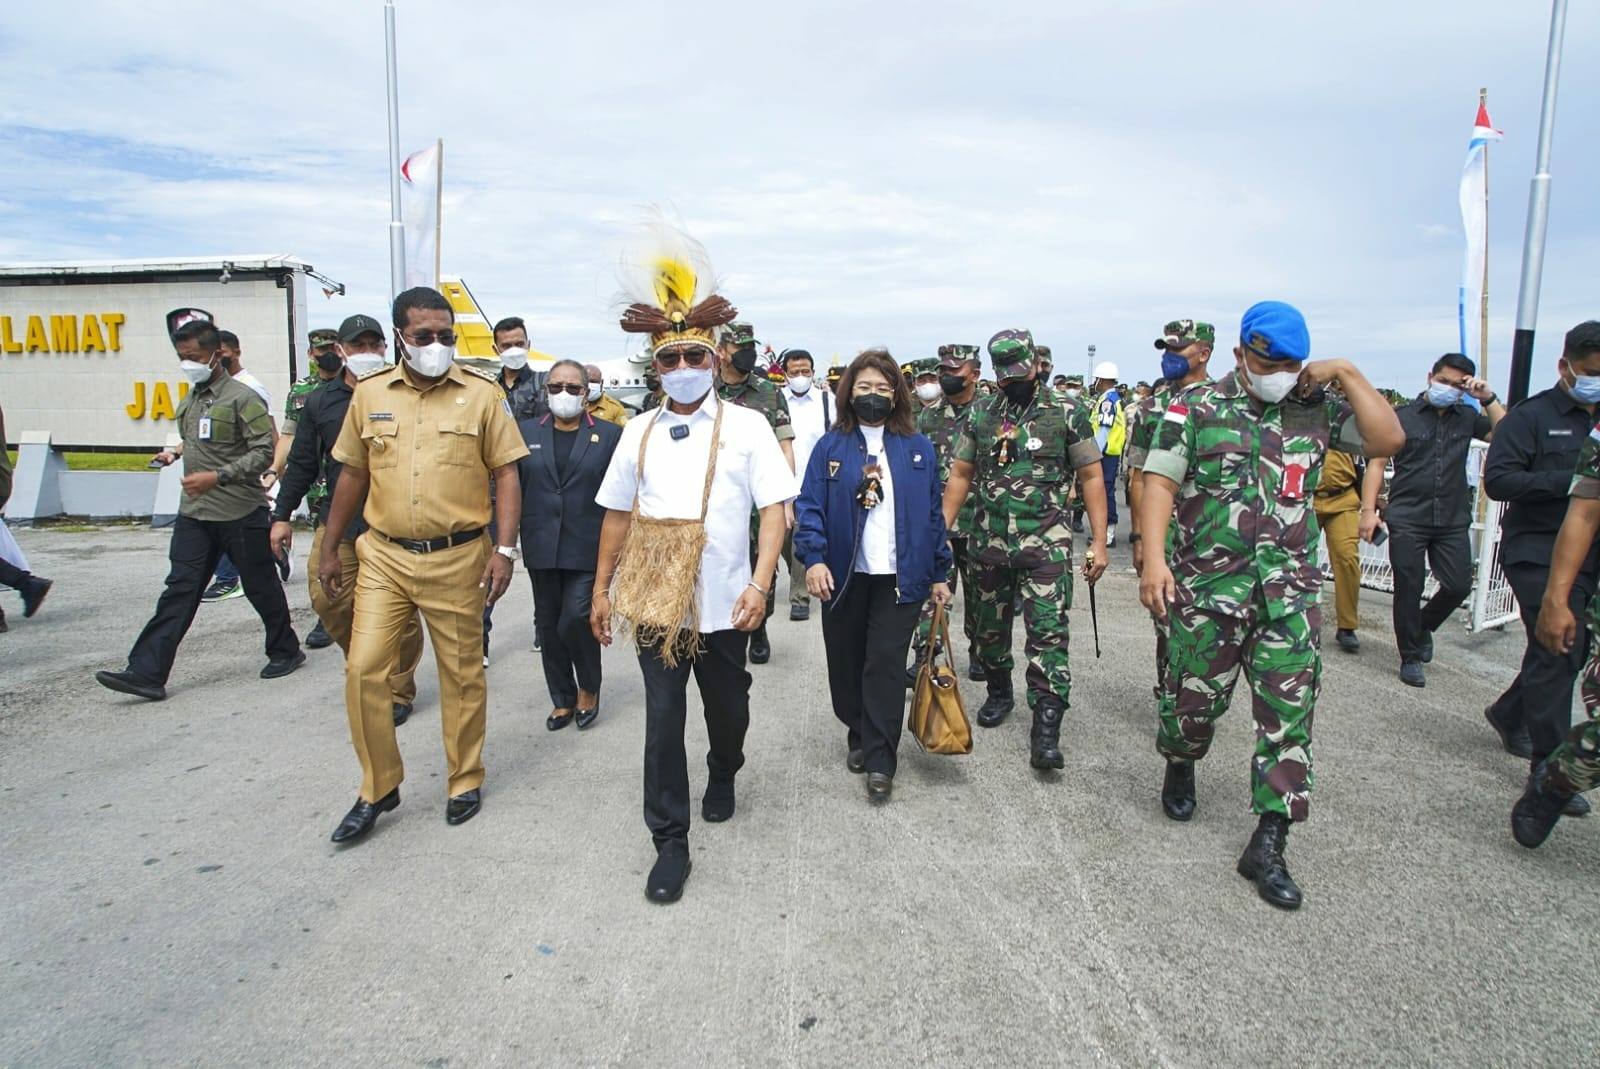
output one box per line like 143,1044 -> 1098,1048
198,417 -> 212,440
369,412 -> 395,422
1549,429 -> 1573,437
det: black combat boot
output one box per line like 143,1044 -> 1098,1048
1161,760 -> 1196,821
905,649 -> 924,689
1029,700 -> 1065,769
976,674 -> 1013,728
1236,812 -> 1303,910
967,645 -> 987,682
1511,760 -> 1576,849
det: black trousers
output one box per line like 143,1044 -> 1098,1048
638,629 -> 751,847
126,509 -> 299,685
1489,562 -> 1593,763
821,573 -> 924,776
1387,523 -> 1473,663
531,568 -> 601,708
0,554 -> 28,591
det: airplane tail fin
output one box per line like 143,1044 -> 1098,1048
439,276 -> 559,366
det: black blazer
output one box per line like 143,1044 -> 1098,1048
517,413 -> 624,572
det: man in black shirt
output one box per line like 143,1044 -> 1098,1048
1483,323 -> 1600,821
269,314 -> 424,725
1360,353 -> 1503,686
492,316 -> 546,421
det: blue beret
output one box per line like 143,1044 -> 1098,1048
1240,301 -> 1310,363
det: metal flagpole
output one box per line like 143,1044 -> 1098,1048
1508,0 -> 1568,404
433,138 -> 443,288
384,0 -> 406,299
1478,87 -> 1490,380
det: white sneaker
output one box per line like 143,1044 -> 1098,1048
1107,524 -> 1117,547
482,654 -> 490,668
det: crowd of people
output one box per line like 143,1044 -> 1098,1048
66,222 -> 1600,911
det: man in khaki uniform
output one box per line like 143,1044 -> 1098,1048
1314,449 -> 1364,653
583,363 -> 630,426
319,287 -> 529,844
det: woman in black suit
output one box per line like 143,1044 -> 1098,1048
517,360 -> 624,730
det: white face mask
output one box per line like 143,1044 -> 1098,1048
661,366 -> 714,405
1245,367 -> 1300,403
1065,388 -> 1081,399
179,357 -> 217,386
787,375 -> 813,396
915,382 -> 942,403
586,382 -> 603,402
402,339 -> 455,378
548,391 -> 585,420
498,346 -> 529,371
344,352 -> 388,379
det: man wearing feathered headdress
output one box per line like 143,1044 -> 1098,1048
591,217 -> 795,905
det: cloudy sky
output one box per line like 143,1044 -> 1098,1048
1,1 -> 1595,392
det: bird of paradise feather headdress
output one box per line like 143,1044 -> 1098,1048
617,211 -> 737,355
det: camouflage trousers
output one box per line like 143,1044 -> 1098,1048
1150,616 -> 1169,704
915,536 -> 977,653
969,551 -> 1075,712
1549,639 -> 1600,792
1156,599 -> 1321,821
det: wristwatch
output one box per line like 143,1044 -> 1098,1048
495,544 -> 522,562
216,469 -> 232,487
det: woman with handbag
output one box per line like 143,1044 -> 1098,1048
795,349 -> 952,802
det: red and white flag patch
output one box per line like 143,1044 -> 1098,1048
1163,402 -> 1189,425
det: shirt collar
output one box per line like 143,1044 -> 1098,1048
1551,382 -> 1589,415
657,392 -> 720,425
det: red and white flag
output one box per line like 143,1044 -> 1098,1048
401,142 -> 441,291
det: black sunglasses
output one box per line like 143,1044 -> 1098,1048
399,330 -> 458,346
656,348 -> 712,370
546,382 -> 586,396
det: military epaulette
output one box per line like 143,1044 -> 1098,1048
460,364 -> 500,384
356,364 -> 397,381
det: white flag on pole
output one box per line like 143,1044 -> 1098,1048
1458,102 -> 1501,356
400,142 -> 441,291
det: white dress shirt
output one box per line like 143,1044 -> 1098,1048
853,424 -> 897,575
232,369 -> 273,410
596,395 -> 797,633
784,384 -> 832,484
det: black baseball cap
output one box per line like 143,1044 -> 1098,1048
338,314 -> 385,342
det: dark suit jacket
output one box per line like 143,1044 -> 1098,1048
517,413 -> 623,572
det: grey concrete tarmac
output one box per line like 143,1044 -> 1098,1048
1,525 -> 1596,1067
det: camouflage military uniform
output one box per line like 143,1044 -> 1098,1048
1544,425 -> 1600,793
283,374 -> 330,513
718,368 -> 794,628
1143,369 -> 1365,821
953,382 -> 1100,713
915,392 -> 979,652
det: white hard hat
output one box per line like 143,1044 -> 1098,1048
1093,361 -> 1119,380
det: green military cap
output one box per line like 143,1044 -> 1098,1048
1036,344 -> 1053,362
938,343 -> 981,367
308,328 -> 339,348
1154,319 -> 1216,350
907,357 -> 939,377
987,328 -> 1037,380
725,322 -> 757,348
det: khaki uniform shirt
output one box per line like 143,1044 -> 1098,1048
176,372 -> 276,522
587,393 -> 629,427
332,363 -> 529,539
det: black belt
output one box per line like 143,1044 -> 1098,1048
374,527 -> 484,554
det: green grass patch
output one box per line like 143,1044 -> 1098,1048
62,452 -> 158,472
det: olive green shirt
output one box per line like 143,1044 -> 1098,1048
176,372 -> 276,521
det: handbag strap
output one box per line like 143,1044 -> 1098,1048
632,398 -> 726,523
924,599 -> 957,670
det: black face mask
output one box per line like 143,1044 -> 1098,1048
315,350 -> 343,374
852,394 -> 893,425
939,373 -> 968,397
1000,377 -> 1037,408
731,348 -> 758,374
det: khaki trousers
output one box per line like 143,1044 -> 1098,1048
1316,506 -> 1361,631
346,532 -> 491,802
308,524 -> 424,705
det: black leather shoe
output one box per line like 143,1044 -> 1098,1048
1161,760 -> 1196,821
261,650 -> 307,679
1236,813 -> 1303,910
1419,632 -> 1434,664
1029,701 -> 1065,770
95,669 -> 166,702
1484,705 -> 1534,759
1512,761 -> 1574,848
846,749 -> 866,774
392,702 -> 413,726
546,710 -> 575,731
305,621 -> 334,649
446,788 -> 481,825
646,843 -> 692,904
1563,791 -> 1590,818
748,628 -> 771,665
331,788 -> 399,844
21,576 -> 52,618
702,775 -> 736,822
1399,660 -> 1425,688
866,772 -> 893,802
789,604 -> 809,621
575,702 -> 600,730
976,679 -> 1013,728
1335,628 -> 1360,654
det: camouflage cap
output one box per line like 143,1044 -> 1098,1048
987,328 -> 1037,380
1036,344 -> 1053,365
724,322 -> 757,348
308,328 -> 339,349
1154,319 -> 1216,351
937,343 -> 981,368
907,357 -> 939,378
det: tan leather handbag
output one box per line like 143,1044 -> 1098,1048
908,601 -> 973,755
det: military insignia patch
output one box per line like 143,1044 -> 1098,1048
827,459 -> 841,479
